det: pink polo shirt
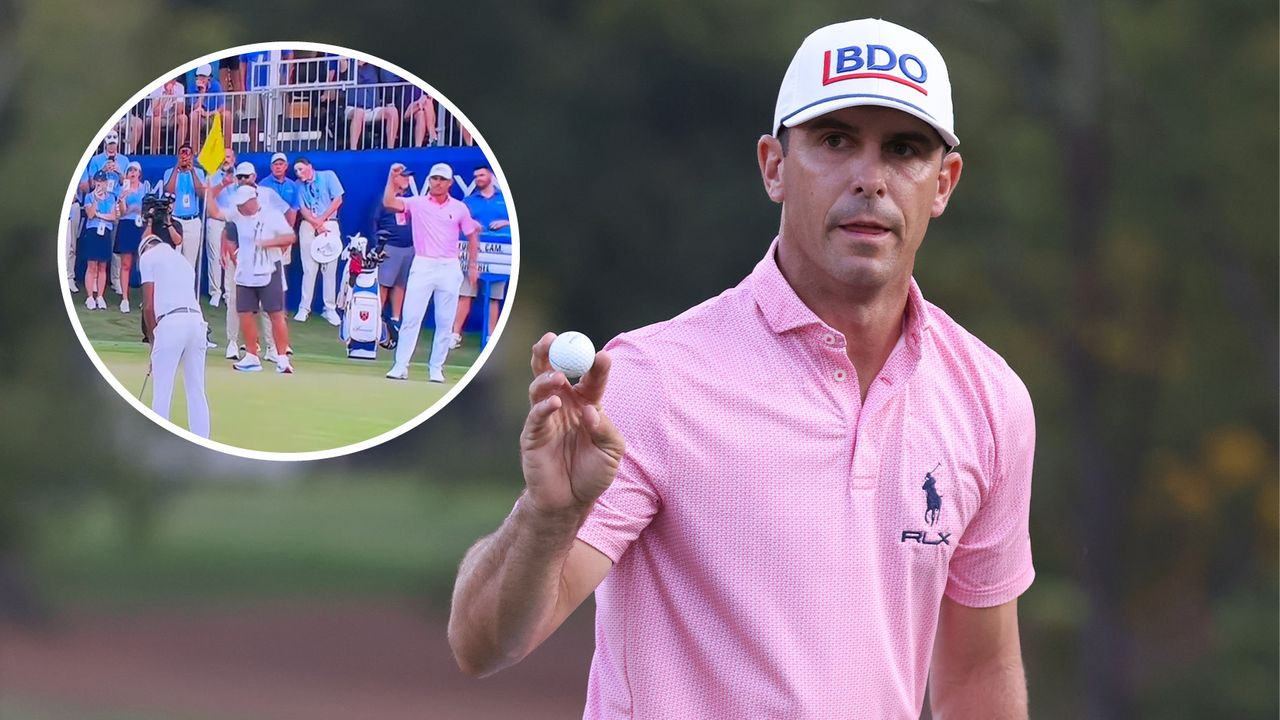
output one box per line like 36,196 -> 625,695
401,193 -> 480,259
576,239 -> 1036,718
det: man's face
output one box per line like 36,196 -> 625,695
179,147 -> 193,165
473,168 -> 493,190
758,105 -> 962,298
271,159 -> 287,179
127,167 -> 140,181
295,163 -> 313,182
236,172 -> 255,187
428,175 -> 452,198
196,75 -> 210,91
223,149 -> 236,169
106,142 -> 117,157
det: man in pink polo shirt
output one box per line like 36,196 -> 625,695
450,19 -> 1035,719
382,162 -> 480,382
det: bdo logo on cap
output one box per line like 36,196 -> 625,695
822,45 -> 928,95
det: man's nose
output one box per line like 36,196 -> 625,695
849,153 -> 888,199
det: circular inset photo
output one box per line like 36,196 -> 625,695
59,42 -> 518,460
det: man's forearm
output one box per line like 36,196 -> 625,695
929,655 -> 1027,720
448,492 -> 589,677
319,198 -> 342,223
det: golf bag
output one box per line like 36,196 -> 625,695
336,233 -> 387,360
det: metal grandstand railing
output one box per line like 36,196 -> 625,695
117,68 -> 474,155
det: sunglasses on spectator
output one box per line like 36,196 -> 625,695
235,174 -> 252,179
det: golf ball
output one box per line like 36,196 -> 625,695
549,331 -> 596,379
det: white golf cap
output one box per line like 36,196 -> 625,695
234,161 -> 256,176
230,185 -> 258,206
428,162 -> 453,179
127,160 -> 141,171
196,63 -> 213,77
104,131 -> 119,144
772,18 -> 958,148
270,152 -> 288,164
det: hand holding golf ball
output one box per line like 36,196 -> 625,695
548,331 -> 596,380
521,331 -> 625,515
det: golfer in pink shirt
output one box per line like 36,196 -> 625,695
450,19 -> 1035,719
382,162 -> 480,382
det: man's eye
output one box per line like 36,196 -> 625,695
889,142 -> 916,157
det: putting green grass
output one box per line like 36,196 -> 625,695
71,289 -> 486,453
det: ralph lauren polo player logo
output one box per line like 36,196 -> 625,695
923,463 -> 942,526
901,463 -> 950,546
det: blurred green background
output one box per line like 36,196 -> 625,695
1,0 -> 1275,718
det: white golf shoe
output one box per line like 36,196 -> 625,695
275,357 -> 293,374
294,309 -> 309,322
323,309 -> 341,326
429,367 -> 446,383
233,354 -> 263,372
120,298 -> 130,313
85,296 -> 95,310
225,341 -> 239,360
385,366 -> 408,380
449,333 -> 462,350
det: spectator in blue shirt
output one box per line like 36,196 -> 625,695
293,157 -> 345,324
81,173 -> 119,310
451,165 -> 510,346
345,60 -> 400,149
78,131 -> 129,196
113,162 -> 148,313
162,143 -> 208,273
188,64 -> 232,150
259,152 -> 301,229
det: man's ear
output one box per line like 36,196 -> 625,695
931,151 -> 963,218
758,134 -> 785,204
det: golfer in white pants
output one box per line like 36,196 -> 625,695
382,162 -> 480,382
294,157 -> 344,325
139,235 -> 211,438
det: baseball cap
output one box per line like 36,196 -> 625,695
234,161 -> 256,176
390,162 -> 414,177
270,152 -> 288,164
196,64 -> 213,77
104,131 -> 119,144
127,161 -> 141,171
428,162 -> 453,179
230,185 -> 258,206
772,19 -> 959,148
92,171 -> 108,182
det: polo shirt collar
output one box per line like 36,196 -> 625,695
750,236 -> 932,347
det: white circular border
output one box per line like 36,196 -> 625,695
58,40 -> 521,463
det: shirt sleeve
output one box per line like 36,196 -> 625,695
944,371 -> 1036,608
327,172 -> 344,198
138,250 -> 156,283
270,211 -> 292,236
576,334 -> 669,563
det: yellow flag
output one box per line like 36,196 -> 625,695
197,113 -> 225,175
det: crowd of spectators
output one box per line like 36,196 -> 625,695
111,51 -> 471,155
